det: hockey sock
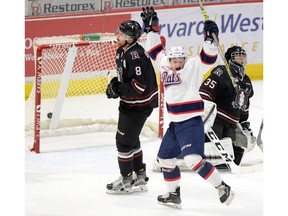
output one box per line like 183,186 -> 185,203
196,160 -> 221,187
163,166 -> 181,192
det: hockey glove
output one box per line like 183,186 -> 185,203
240,121 -> 253,136
106,77 -> 121,99
240,121 -> 256,151
141,6 -> 159,33
204,20 -> 219,43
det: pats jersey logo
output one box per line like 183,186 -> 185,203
162,70 -> 182,88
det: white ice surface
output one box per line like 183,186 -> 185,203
25,81 -> 264,216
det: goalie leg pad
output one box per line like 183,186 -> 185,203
204,137 -> 234,166
202,100 -> 217,133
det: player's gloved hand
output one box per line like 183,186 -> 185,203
240,121 -> 253,136
204,20 -> 219,43
240,121 -> 256,152
106,77 -> 121,99
141,6 -> 159,33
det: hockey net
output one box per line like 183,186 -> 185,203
25,33 -> 163,153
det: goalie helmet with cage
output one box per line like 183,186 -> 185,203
118,20 -> 142,41
225,46 -> 247,78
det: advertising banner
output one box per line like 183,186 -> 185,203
26,0 -> 102,16
131,2 -> 263,64
25,2 -> 263,79
25,0 -> 240,16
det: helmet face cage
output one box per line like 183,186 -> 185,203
167,46 -> 187,60
225,46 -> 247,66
231,49 -> 247,66
225,46 -> 247,77
118,20 -> 142,40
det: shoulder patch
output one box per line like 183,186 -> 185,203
213,67 -> 224,76
130,51 -> 140,60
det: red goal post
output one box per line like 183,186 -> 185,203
25,33 -> 164,153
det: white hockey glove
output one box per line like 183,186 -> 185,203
202,100 -> 217,133
236,122 -> 256,152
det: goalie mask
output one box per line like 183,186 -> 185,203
167,46 -> 187,71
117,20 -> 142,41
225,46 -> 247,79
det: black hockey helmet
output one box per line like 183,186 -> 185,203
225,46 -> 247,77
225,46 -> 246,62
118,20 -> 142,40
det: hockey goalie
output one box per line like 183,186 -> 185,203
153,100 -> 256,172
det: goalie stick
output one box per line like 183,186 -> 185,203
256,119 -> 263,152
203,103 -> 239,174
197,0 -> 237,88
206,127 -> 239,174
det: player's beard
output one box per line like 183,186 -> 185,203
116,39 -> 123,47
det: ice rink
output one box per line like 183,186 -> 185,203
24,81 -> 263,216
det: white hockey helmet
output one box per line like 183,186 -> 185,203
167,46 -> 186,60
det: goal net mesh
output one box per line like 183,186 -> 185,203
25,33 -> 161,152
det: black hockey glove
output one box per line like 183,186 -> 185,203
204,20 -> 219,43
141,6 -> 159,33
240,121 -> 253,136
106,77 -> 121,99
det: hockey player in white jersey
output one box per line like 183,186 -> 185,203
141,7 -> 235,209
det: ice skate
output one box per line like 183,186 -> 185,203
216,181 -> 235,205
132,168 -> 149,192
157,186 -> 182,209
106,175 -> 133,194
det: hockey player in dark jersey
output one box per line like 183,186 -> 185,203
105,20 -> 159,194
199,46 -> 255,167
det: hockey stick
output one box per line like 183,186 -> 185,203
203,101 -> 215,124
197,0 -> 237,88
206,127 -> 239,174
204,103 -> 239,174
256,119 -> 263,152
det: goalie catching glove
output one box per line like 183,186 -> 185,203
106,77 -> 121,99
203,20 -> 219,43
236,121 -> 257,152
141,6 -> 159,33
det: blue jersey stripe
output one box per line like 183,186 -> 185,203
148,44 -> 163,61
200,48 -> 217,65
166,101 -> 204,115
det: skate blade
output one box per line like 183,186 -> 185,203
133,184 -> 148,192
158,201 -> 182,210
224,190 -> 235,206
106,188 -> 134,195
